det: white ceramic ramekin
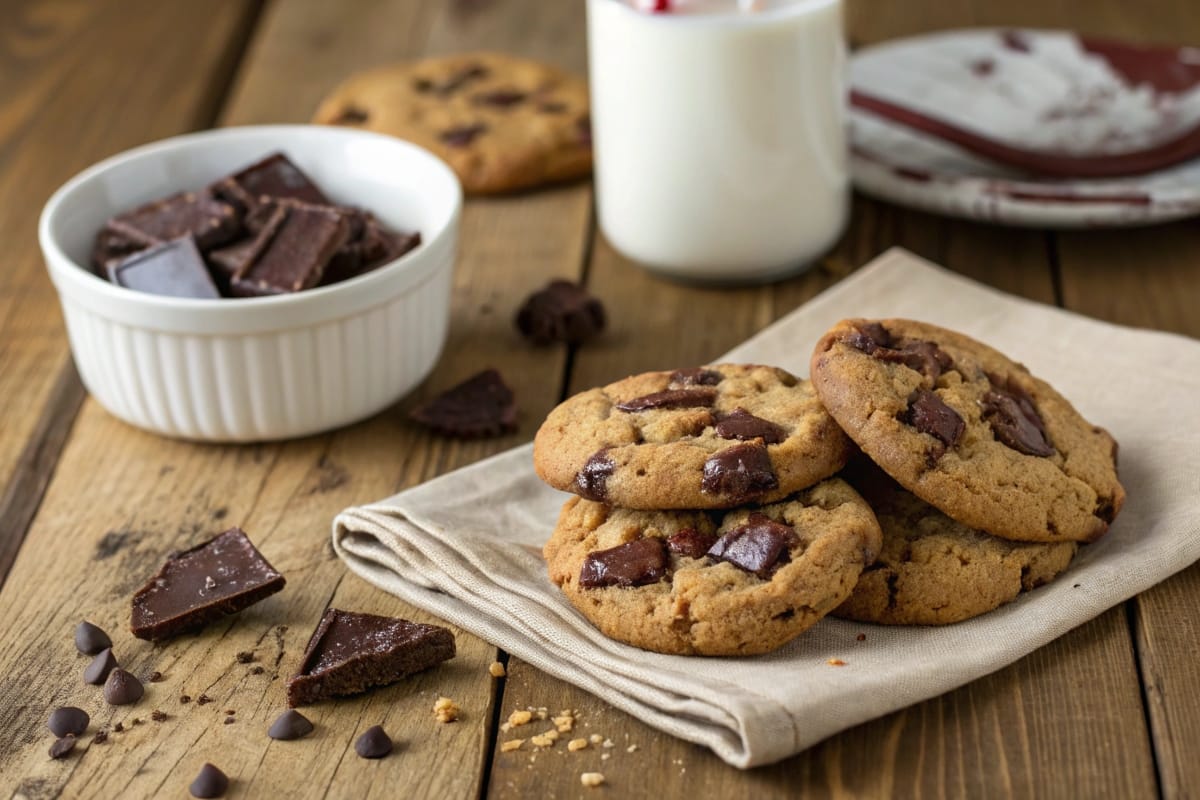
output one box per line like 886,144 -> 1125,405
39,125 -> 461,442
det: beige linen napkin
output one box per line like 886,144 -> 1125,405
333,247 -> 1200,768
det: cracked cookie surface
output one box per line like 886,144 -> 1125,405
810,318 -> 1124,543
533,364 -> 853,510
312,52 -> 592,194
544,479 -> 882,656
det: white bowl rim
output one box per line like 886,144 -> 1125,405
39,124 -> 462,330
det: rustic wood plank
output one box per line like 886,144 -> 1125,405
0,0 -> 258,583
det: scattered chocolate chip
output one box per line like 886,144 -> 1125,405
439,123 -> 488,147
75,621 -> 112,655
93,729 -> 109,744
707,513 -> 798,577
104,669 -> 145,706
151,710 -> 167,722
714,408 -> 785,444
251,666 -> 265,675
616,388 -> 717,412
515,280 -> 606,345
701,442 -> 778,501
473,89 -> 526,107
901,390 -> 965,448
667,367 -> 722,388
268,709 -> 315,741
179,694 -> 192,704
235,651 -> 255,664
197,694 -> 213,706
355,725 -> 393,759
409,368 -> 518,438
980,375 -> 1054,457
579,538 -> 668,589
666,528 -> 718,559
148,671 -> 164,683
48,707 -> 89,738
84,648 -> 119,685
49,735 -> 77,759
114,722 -> 125,733
573,450 -> 615,502
223,717 -> 236,725
189,763 -> 229,798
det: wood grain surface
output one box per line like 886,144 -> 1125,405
1,0 -> 1197,798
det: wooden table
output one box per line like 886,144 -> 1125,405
2,1 -> 1198,797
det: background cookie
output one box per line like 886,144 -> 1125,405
534,364 -> 853,510
833,461 -> 1077,625
313,52 -> 591,194
810,319 -> 1124,544
544,479 -> 882,656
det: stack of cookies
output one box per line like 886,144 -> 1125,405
533,319 -> 1125,656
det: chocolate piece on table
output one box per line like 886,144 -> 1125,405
104,668 -> 145,705
212,152 -> 329,216
106,190 -> 240,252
573,449 -> 614,502
514,280 -> 606,345
666,528 -> 718,559
268,709 -> 314,741
189,763 -> 229,799
667,367 -> 723,388
408,368 -> 518,438
48,707 -> 89,738
286,609 -> 455,707
707,513 -> 798,578
615,387 -> 717,413
74,620 -> 112,655
107,236 -> 221,299
229,202 -> 350,297
49,735 -> 77,760
700,442 -> 778,502
579,537 -> 668,589
130,527 -> 286,641
902,389 -> 965,448
715,408 -> 786,444
84,647 -> 119,685
355,725 -> 393,759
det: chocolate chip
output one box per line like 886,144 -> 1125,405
874,340 -> 954,382
104,669 -> 145,706
707,513 -> 798,577
473,89 -> 526,107
666,528 -> 717,559
579,538 -> 668,589
439,123 -> 488,147
180,694 -> 192,704
333,106 -> 369,124
980,375 -> 1054,457
197,694 -> 212,705
667,368 -> 722,387
49,735 -> 77,759
842,321 -> 893,353
149,671 -> 163,682
355,725 -> 393,759
574,450 -> 615,502
189,763 -> 229,798
151,710 -> 167,722
515,280 -> 606,345
250,666 -> 265,675
235,651 -> 255,664
268,709 -> 315,741
48,707 -> 89,738
616,388 -> 717,412
113,722 -> 124,733
75,621 -> 112,655
409,368 -> 518,438
224,717 -> 236,725
901,390 -> 965,448
84,648 -> 119,685
701,442 -> 778,502
93,729 -> 109,744
714,408 -> 785,444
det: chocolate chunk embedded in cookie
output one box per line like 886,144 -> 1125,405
810,318 -> 1124,543
533,364 -> 853,510
543,479 -> 882,656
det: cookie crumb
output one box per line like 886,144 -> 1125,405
588,733 -> 603,744
580,772 -> 605,788
552,712 -> 575,733
150,710 -> 167,722
93,729 -> 109,744
130,718 -> 143,726
434,696 -> 460,723
827,658 -> 847,666
113,722 -> 125,733
148,671 -> 164,682
235,651 -> 255,664
197,694 -> 213,705
601,738 -> 614,748
179,694 -> 192,704
489,661 -> 506,678
508,710 -> 533,727
530,733 -> 556,748
601,752 -> 610,761
627,744 -> 638,753
568,738 -> 588,752
856,633 -> 866,642
251,666 -> 265,675
501,739 -> 524,752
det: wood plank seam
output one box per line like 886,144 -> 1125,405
1126,600 -> 1168,799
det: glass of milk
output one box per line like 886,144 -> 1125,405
587,0 -> 847,284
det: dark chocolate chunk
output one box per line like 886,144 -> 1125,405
235,651 -> 254,664
213,152 -> 329,216
714,408 -> 785,444
578,538 -> 668,589
573,449 -> 615,502
514,280 -> 606,345
439,123 -> 488,147
616,388 -> 718,413
874,340 -> 954,382
323,213 -> 421,286
981,375 -> 1054,456
75,620 -> 112,655
104,668 -> 145,706
189,763 -> 229,799
49,735 -> 77,760
902,389 -> 965,448
130,527 -> 286,641
355,725 -> 393,759
701,442 -> 778,501
707,513 -> 798,578
286,609 -> 456,707
268,709 -> 314,741
90,227 -> 145,276
205,236 -> 260,292
409,368 -> 518,438
229,202 -> 350,297
48,707 -> 89,738
84,648 -> 119,685
180,694 -> 192,704
108,235 -> 221,299
107,191 -> 240,252
842,321 -> 893,353
666,528 -> 718,559
473,89 -> 526,107
667,367 -> 722,388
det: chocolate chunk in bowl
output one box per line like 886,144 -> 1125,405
228,201 -> 351,297
107,235 -> 221,299
212,151 -> 330,215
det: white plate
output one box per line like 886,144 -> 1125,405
848,28 -> 1200,227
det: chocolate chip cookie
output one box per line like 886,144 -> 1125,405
533,364 -> 853,510
832,462 -> 1076,625
810,319 -> 1124,543
544,479 -> 882,656
313,52 -> 592,194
